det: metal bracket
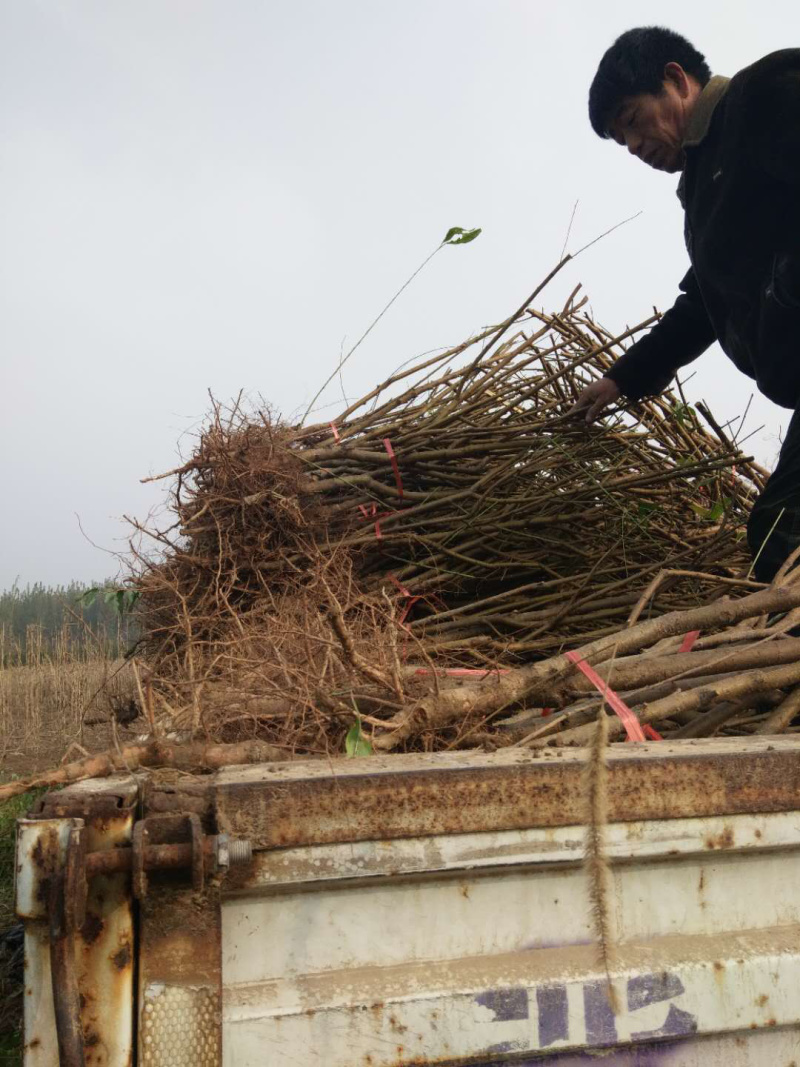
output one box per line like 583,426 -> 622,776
17,806 -> 252,1063
125,812 -> 252,899
16,819 -> 88,1066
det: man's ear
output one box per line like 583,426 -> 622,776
663,61 -> 692,98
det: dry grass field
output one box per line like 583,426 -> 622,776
0,624 -> 138,774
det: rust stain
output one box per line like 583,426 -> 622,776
31,836 -> 46,868
698,869 -> 705,892
31,827 -> 60,907
756,994 -> 769,1007
767,1018 -> 777,1027
713,961 -> 724,972
81,913 -> 104,945
112,942 -> 132,971
755,828 -> 763,838
705,826 -> 735,850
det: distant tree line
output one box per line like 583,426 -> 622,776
0,581 -> 138,664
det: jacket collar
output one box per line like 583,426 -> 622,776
682,74 -> 731,148
676,75 -> 730,203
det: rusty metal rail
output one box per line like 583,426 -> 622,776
214,737 -> 800,849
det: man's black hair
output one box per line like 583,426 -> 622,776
589,27 -> 711,137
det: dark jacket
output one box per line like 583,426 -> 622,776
606,49 -> 800,410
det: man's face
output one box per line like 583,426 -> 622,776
608,71 -> 696,173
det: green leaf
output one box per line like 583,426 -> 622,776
103,588 -> 119,605
78,588 -> 99,608
690,499 -> 726,522
124,590 -> 140,613
636,502 -> 657,518
345,719 -> 373,757
671,401 -> 691,426
443,226 -> 482,245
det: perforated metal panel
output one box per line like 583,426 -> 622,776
141,985 -> 221,1067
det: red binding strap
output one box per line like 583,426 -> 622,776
353,439 -> 405,541
679,630 -> 700,653
564,649 -> 646,742
383,438 -> 403,500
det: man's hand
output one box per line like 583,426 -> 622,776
569,377 -> 621,424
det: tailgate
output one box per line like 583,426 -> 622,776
17,739 -> 800,1064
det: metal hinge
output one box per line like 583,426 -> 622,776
17,806 -> 251,1066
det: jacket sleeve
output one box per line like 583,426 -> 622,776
604,267 -> 717,400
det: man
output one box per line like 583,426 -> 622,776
571,27 -> 800,582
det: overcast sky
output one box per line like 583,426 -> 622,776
2,0 -> 798,591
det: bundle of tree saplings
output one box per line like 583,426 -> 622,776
5,574 -> 800,804
110,274 -> 789,757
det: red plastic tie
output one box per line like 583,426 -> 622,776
388,575 -> 412,598
642,725 -> 664,741
679,630 -> 700,654
564,649 -> 646,743
383,438 -> 403,500
387,575 -> 419,625
330,422 -> 341,443
353,440 -> 405,543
